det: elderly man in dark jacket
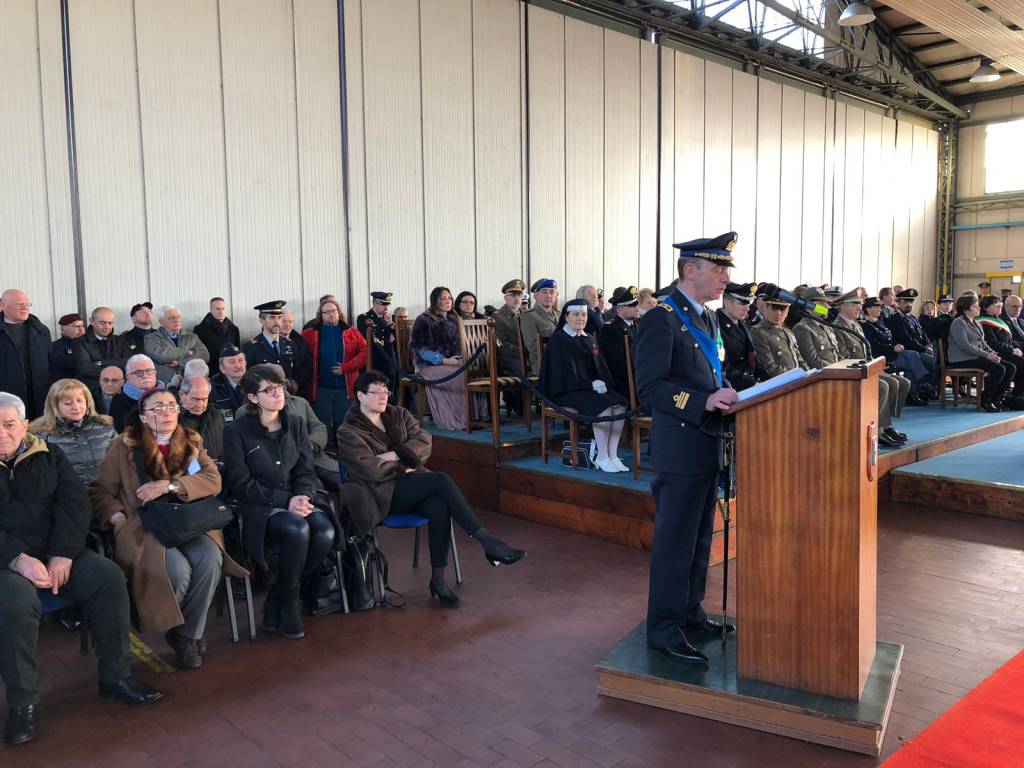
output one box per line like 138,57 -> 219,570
0,290 -> 52,420
0,392 -> 161,746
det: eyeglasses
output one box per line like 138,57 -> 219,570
257,385 -> 286,397
365,388 -> 390,396
144,404 -> 179,415
128,368 -> 156,377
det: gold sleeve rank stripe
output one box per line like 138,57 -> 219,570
673,391 -> 690,410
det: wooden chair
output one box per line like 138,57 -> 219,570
938,338 -> 985,411
362,320 -> 374,372
624,335 -> 653,480
515,315 -> 537,431
394,318 -> 427,423
458,318 -> 526,445
536,335 -> 582,467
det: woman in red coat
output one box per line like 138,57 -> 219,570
301,298 -> 368,445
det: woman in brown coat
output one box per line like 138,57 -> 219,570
89,388 -> 247,669
336,371 -> 525,608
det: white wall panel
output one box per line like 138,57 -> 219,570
658,46 -> 676,284
135,0 -> 229,323
830,102 -> 846,287
777,85 -> 803,289
860,111 -> 881,294
69,0 -> 149,323
674,53 -> 704,242
730,71 -> 758,284
841,106 -> 864,290
36,0 -> 76,329
294,0 -> 348,323
0,0 -> 59,328
755,79 -> 781,284
421,0 -> 475,295
359,0 -> 425,310
892,122 -> 913,287
564,17 -> 603,292
877,117 -> 896,289
220,0 -> 303,322
526,5 -> 565,289
638,41 -> 659,290
703,62 -> 732,237
957,125 -> 975,200
343,0 -> 370,316
801,93 -> 825,286
473,0 -> 523,300
603,29 -> 640,291
821,100 -> 835,285
969,122 -> 986,199
922,130 -> 938,297
907,125 -> 929,293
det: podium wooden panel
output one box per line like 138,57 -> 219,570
732,359 -> 882,700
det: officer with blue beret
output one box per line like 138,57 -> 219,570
634,231 -> 739,664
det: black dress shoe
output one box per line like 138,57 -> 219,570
649,640 -> 708,664
686,617 -> 736,635
982,401 -> 1002,413
3,705 -> 36,746
429,583 -> 460,608
98,678 -> 163,706
883,427 -> 907,444
878,432 -> 902,447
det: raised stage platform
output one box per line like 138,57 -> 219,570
424,403 -> 1024,556
890,431 -> 1024,521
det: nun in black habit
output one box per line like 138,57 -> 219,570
538,299 -> 629,473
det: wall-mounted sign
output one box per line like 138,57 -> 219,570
1000,259 -> 1014,269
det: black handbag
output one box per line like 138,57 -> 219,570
133,450 -> 233,549
301,556 -> 344,616
560,439 -> 595,469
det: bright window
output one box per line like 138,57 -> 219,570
672,0 -> 826,57
985,118 -> 1024,194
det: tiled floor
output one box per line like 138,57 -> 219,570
5,502 -> 1024,767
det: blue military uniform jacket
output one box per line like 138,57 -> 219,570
634,288 -> 726,477
211,372 -> 245,421
242,334 -> 296,379
860,319 -> 898,362
356,311 -> 398,378
885,310 -> 931,352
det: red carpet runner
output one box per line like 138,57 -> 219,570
882,650 -> 1024,768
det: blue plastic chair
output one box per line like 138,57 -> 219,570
39,590 -> 89,655
374,515 -> 463,584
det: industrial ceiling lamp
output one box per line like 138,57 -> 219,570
969,58 -> 1002,84
837,1 -> 876,26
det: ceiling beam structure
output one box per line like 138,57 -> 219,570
544,0 -> 965,119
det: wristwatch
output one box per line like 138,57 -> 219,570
167,480 -> 180,495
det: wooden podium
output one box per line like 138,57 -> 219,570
731,357 -> 884,700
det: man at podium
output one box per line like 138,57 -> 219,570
634,232 -> 740,665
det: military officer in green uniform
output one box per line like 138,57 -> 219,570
635,231 -> 739,665
493,279 -> 527,415
749,296 -> 807,377
520,278 -> 559,373
792,286 -> 843,370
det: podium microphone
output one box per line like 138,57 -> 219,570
757,283 -> 829,318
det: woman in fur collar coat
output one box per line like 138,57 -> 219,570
90,388 -> 247,669
336,370 -> 525,608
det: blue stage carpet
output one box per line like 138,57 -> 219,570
500,449 -> 654,493
892,431 -> 1024,487
881,403 -> 1023,453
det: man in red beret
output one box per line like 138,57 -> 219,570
49,313 -> 86,379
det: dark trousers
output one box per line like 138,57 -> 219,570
1000,355 -> 1024,393
0,550 -> 133,708
389,471 -> 482,567
265,509 -> 336,592
646,472 -> 719,649
957,356 -> 1013,402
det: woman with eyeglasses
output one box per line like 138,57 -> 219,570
336,370 -> 525,608
89,388 -> 246,669
222,364 -> 336,638
453,291 -> 484,320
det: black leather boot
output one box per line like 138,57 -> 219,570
3,705 -> 36,746
278,592 -> 305,639
262,589 -> 282,633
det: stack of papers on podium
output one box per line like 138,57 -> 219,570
736,367 -> 817,402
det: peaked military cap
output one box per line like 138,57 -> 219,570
938,294 -> 954,303
254,300 -> 286,314
838,290 -> 863,304
799,286 -> 827,302
978,281 -> 992,289
673,231 -> 737,267
219,343 -> 243,359
609,285 -> 639,306
863,297 -> 882,309
895,288 -> 919,300
130,301 -> 153,317
724,282 -> 756,304
370,291 -> 393,304
763,297 -> 791,308
502,279 -> 526,294
824,285 -> 843,297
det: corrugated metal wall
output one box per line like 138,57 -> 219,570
2,0 -> 940,335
